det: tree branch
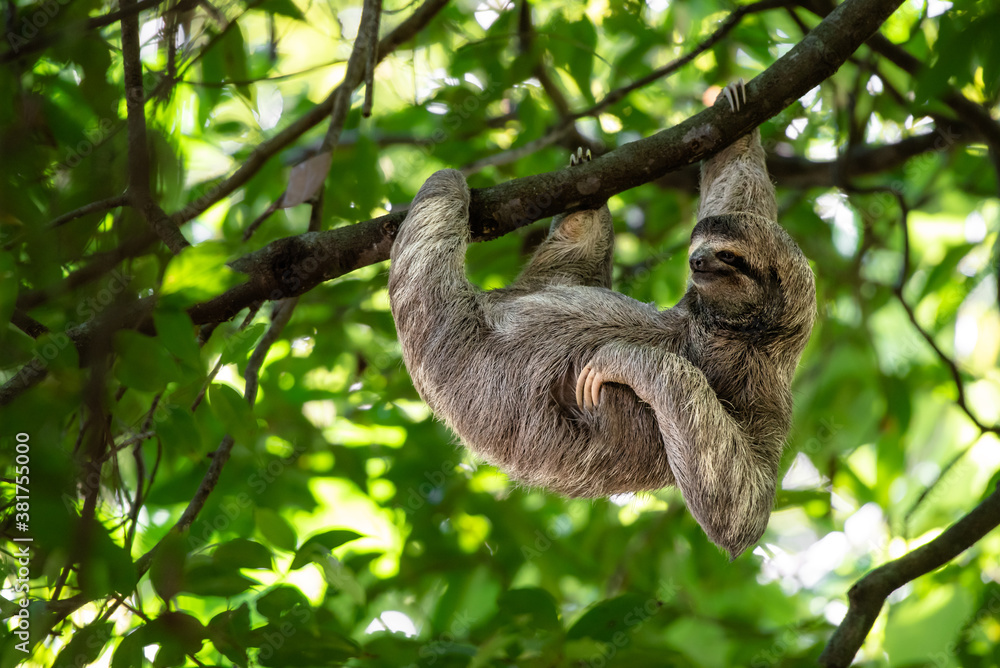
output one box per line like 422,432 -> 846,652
819,484 -> 1000,667
120,0 -> 190,253
47,194 -> 129,230
322,0 -> 381,151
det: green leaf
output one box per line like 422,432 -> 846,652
290,530 -> 363,570
0,252 -> 16,329
256,585 -> 311,621
497,587 -> 561,631
153,308 -> 201,368
220,25 -> 251,99
80,520 -> 138,598
208,383 -> 256,443
884,586 -> 973,665
255,627 -> 360,666
255,507 -> 298,552
773,489 -> 830,510
915,242 -> 976,302
567,594 -> 653,642
33,330 -> 79,374
220,322 -> 267,366
321,557 -> 366,605
214,538 -> 273,570
265,0 -> 305,22
183,563 -> 257,597
111,628 -> 146,668
545,14 -> 598,105
53,621 -> 114,668
208,604 -> 251,666
156,405 -> 204,457
150,531 -> 189,603
162,242 -> 238,303
144,612 -> 208,657
114,330 -> 178,392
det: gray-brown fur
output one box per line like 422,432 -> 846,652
388,86 -> 815,558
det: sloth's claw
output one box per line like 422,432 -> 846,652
590,369 -> 602,408
575,364 -> 603,411
721,78 -> 747,112
575,365 -> 588,409
568,146 -> 593,166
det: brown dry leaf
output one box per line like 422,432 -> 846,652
283,151 -> 332,208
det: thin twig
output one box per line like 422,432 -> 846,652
120,0 -> 189,253
15,231 -> 156,311
323,0 -> 382,150
362,0 -> 383,117
845,182 -> 997,434
47,194 -> 128,230
886,191 -> 996,434
459,124 -> 572,174
902,442 -> 974,536
191,306 -> 262,412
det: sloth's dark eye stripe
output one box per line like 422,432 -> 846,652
730,258 -> 782,294
730,255 -> 762,282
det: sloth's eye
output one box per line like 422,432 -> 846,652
716,250 -> 738,264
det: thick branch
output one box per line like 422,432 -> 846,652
188,0 -> 906,325
819,484 -> 1000,667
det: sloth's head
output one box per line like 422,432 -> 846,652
687,214 -> 815,344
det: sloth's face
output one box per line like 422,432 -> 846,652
688,234 -> 775,322
688,213 -> 816,344
687,213 -> 809,332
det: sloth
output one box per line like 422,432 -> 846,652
388,81 -> 816,558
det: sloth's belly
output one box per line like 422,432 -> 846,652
439,285 -> 678,495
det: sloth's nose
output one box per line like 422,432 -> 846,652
689,247 -> 715,273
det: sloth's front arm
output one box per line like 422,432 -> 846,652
576,343 -> 778,559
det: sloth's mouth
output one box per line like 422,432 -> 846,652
691,269 -> 721,282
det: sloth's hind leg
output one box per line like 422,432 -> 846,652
697,79 -> 777,222
514,148 -> 615,289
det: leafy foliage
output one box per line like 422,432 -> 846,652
1,1 -> 999,667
